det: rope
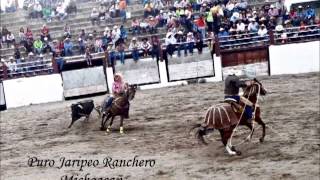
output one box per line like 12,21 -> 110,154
228,83 -> 261,147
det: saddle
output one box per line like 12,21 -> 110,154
224,98 -> 243,114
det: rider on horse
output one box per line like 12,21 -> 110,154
224,70 -> 254,123
103,73 -> 128,113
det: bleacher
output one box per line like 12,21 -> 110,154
1,0 -> 319,80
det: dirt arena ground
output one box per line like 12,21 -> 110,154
0,73 -> 319,180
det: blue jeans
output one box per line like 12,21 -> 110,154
109,51 -> 116,64
225,95 -> 253,119
118,51 -> 125,64
177,44 -> 187,57
132,49 -> 139,61
187,42 -> 194,54
64,48 -> 73,56
103,96 -> 114,111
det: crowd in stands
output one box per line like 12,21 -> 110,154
1,0 -> 320,79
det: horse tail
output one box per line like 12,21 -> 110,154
191,123 -> 208,145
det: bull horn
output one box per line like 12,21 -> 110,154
77,104 -> 84,110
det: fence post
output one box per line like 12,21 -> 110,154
51,55 -> 59,73
269,30 -> 275,45
3,65 -> 8,79
214,35 -> 221,57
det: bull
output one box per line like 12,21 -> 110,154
69,99 -> 98,128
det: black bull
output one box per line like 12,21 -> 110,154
69,99 -> 99,128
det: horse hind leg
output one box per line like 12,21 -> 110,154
195,126 -> 210,145
119,116 -> 124,134
255,116 -> 266,143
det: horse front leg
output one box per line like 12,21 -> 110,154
219,128 -> 241,156
119,116 -> 124,134
106,116 -> 115,133
255,116 -> 266,143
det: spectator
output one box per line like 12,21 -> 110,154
120,25 -> 127,40
148,16 -> 158,34
119,0 -> 127,23
64,38 -> 73,56
165,32 -> 176,57
129,37 -> 141,61
131,18 -> 141,35
196,14 -> 206,40
33,38 -> 43,54
32,1 -> 43,18
18,27 -> 27,46
25,27 -> 33,41
116,40 -> 126,64
6,31 -> 15,48
85,47 -> 93,66
151,35 -> 160,61
144,2 -> 154,18
258,24 -> 268,37
186,32 -> 195,55
236,20 -> 246,33
7,57 -> 17,75
141,38 -> 151,57
98,4 -> 107,20
1,27 -> 9,48
5,0 -> 16,13
25,39 -> 34,53
107,44 -> 117,65
95,37 -> 103,53
140,18 -> 149,33
40,24 -> 51,41
194,31 -> 203,54
42,37 -> 53,53
55,53 -> 64,72
304,5 -> 315,23
42,6 -> 53,22
91,8 -> 100,25
176,31 -> 187,57
56,2 -> 68,21
66,0 -> 77,15
248,18 -> 259,32
268,5 -> 279,19
63,23 -> 72,38
14,45 -> 22,63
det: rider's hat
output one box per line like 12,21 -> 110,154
242,67 -> 256,79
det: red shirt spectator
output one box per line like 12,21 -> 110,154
196,16 -> 206,28
25,28 -> 33,41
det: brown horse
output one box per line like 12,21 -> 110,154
99,85 -> 137,134
192,78 -> 267,155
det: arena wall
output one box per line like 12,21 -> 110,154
0,81 -> 6,111
114,58 -> 160,85
3,74 -> 63,108
167,48 -> 214,81
269,41 -> 320,75
62,66 -> 108,97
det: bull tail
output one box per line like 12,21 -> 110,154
191,124 -> 208,145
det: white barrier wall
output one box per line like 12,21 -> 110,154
3,74 -> 64,108
269,41 -> 320,75
114,58 -> 160,85
62,66 -> 108,97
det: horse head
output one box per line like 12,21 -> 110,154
243,78 -> 267,100
127,84 -> 137,101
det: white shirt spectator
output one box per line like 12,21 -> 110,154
236,22 -> 246,32
258,26 -> 268,36
129,40 -> 141,50
248,21 -> 259,32
165,33 -> 176,45
56,4 -> 66,14
6,59 -> 16,72
6,33 -> 15,41
34,3 -> 42,12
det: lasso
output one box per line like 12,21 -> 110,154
228,82 -> 261,147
